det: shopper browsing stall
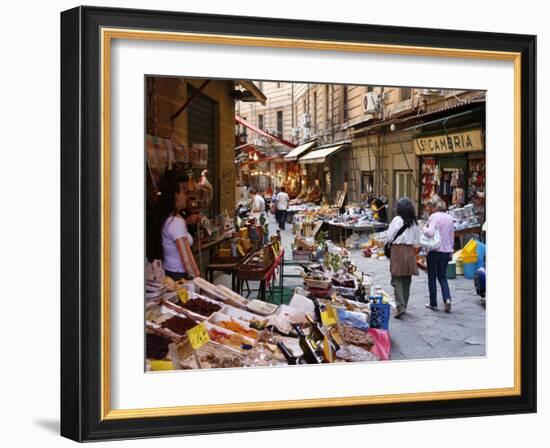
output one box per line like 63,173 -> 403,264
423,195 -> 455,313
386,197 -> 421,319
249,188 -> 266,221
270,187 -> 280,215
148,172 -> 199,281
371,196 -> 388,223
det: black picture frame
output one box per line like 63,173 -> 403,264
61,5 -> 536,442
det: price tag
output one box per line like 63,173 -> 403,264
320,310 -> 336,327
149,360 -> 174,371
177,288 -> 189,304
187,323 -> 210,350
325,303 -> 338,326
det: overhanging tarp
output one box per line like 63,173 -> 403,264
283,141 -> 317,162
298,144 -> 347,164
235,115 -> 297,148
237,80 -> 267,105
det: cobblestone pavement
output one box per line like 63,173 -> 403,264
216,214 -> 486,361
269,214 -> 486,361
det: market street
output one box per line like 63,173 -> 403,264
268,215 -> 487,361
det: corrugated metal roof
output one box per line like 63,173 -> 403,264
351,98 -> 485,134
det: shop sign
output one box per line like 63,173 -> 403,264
414,129 -> 483,155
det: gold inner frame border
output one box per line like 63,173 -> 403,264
100,27 -> 522,421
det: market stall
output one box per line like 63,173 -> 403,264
145,253 -> 393,371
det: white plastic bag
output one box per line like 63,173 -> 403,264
420,229 -> 441,251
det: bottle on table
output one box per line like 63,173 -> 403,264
293,323 -> 324,364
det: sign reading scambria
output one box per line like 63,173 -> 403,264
414,129 -> 483,155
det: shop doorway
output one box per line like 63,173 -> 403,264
188,85 -> 219,216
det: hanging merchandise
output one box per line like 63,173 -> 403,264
452,187 -> 465,206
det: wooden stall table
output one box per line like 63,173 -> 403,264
205,249 -> 258,290
236,249 -> 285,303
329,221 -> 387,247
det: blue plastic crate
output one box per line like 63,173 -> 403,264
369,296 -> 391,330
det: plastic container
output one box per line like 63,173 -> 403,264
446,261 -> 457,279
474,241 -> 486,271
463,262 -> 477,279
455,259 -> 464,275
461,238 -> 478,263
369,296 -> 390,330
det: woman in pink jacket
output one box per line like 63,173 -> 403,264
423,195 -> 455,313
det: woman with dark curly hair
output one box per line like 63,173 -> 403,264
385,197 -> 420,318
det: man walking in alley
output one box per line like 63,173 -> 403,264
275,186 -> 289,230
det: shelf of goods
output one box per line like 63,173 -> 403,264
145,272 -> 392,370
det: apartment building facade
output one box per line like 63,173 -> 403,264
238,81 -> 485,216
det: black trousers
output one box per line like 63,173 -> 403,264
276,209 -> 287,229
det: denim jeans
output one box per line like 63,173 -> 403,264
427,251 -> 452,306
165,270 -> 191,281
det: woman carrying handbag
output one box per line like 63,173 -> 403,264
385,197 -> 421,319
422,195 -> 455,313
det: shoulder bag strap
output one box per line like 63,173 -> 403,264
391,223 -> 408,245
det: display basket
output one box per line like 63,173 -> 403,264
332,285 -> 357,298
236,265 -> 269,281
292,249 -> 313,261
369,296 -> 390,330
306,286 -> 333,298
209,254 -> 243,264
304,277 -> 332,289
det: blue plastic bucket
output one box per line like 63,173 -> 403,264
464,262 -> 477,279
474,241 -> 486,270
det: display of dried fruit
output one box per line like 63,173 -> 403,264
199,353 -> 243,369
182,298 -> 221,316
218,320 -> 258,339
146,332 -> 171,360
336,345 -> 378,362
338,325 -> 375,349
242,344 -> 286,367
161,315 -> 197,335
208,327 -> 251,350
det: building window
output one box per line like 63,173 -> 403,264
258,114 -> 264,130
343,86 -> 349,122
361,171 -> 374,196
366,85 -> 373,93
276,82 -> 281,88
400,87 -> 412,101
394,170 -> 413,200
276,111 -> 283,136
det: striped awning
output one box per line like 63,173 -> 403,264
283,141 -> 317,161
298,144 -> 347,164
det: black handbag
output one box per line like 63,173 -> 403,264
384,223 -> 408,258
